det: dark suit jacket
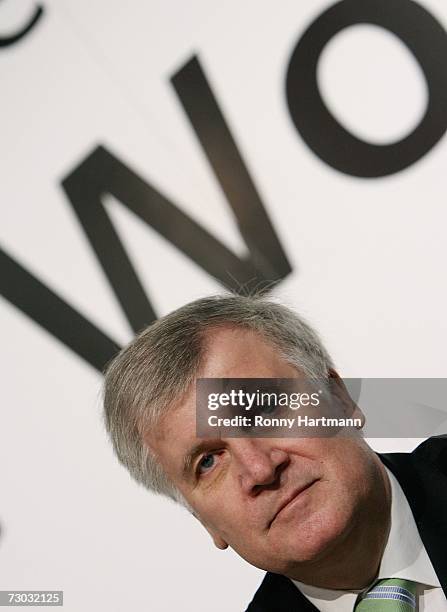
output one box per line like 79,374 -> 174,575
245,435 -> 447,611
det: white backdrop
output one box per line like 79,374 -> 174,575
1,1 -> 447,610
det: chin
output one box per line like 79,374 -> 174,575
266,512 -> 352,574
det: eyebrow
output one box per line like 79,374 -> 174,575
181,439 -> 222,480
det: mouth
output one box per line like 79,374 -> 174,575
268,479 -> 319,528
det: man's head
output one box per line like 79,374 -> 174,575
103,295 -> 389,585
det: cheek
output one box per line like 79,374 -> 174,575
192,489 -> 245,536
198,497 -> 270,562
312,440 -> 374,496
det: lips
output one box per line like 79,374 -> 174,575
268,479 -> 318,528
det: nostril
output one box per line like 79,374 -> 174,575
275,459 -> 288,479
272,450 -> 290,473
250,461 -> 286,496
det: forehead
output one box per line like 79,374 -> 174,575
146,325 -> 299,479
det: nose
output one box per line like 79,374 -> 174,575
230,439 -> 289,496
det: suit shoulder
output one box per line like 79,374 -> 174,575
413,435 -> 447,474
245,572 -> 316,611
245,573 -> 289,611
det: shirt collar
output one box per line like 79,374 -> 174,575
291,466 -> 440,612
377,467 -> 440,587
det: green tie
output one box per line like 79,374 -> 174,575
355,578 -> 417,611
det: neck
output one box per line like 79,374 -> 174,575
287,457 -> 392,590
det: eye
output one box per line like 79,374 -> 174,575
259,398 -> 277,415
197,453 -> 216,475
257,394 -> 278,415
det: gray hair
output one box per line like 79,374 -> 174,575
103,294 -> 334,503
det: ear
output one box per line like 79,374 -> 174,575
328,369 -> 365,428
192,513 -> 228,550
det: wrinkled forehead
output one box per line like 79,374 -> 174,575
147,325 -> 290,437
143,326 -> 302,477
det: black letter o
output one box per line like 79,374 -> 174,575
0,5 -> 44,49
286,0 -> 447,177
